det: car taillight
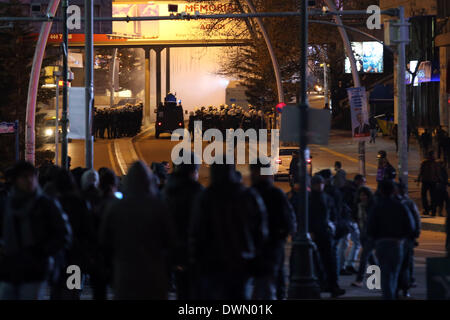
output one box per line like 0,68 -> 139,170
158,122 -> 162,126
275,158 -> 282,164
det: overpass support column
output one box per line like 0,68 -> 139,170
144,47 -> 151,125
155,47 -> 162,108
166,47 -> 171,95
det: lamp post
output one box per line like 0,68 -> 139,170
288,0 -> 321,299
53,70 -> 62,165
61,0 -> 69,169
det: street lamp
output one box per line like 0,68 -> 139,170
288,0 -> 321,300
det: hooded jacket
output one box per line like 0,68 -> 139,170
99,161 -> 176,299
189,164 -> 269,275
0,188 -> 72,284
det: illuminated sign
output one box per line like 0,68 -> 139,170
345,42 -> 384,74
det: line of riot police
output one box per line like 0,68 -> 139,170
188,104 -> 267,136
94,103 -> 143,139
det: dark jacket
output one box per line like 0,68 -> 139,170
367,196 -> 415,240
309,190 -> 335,239
251,180 -> 296,273
189,178 -> 268,275
99,161 -> 176,299
0,189 -> 72,284
162,173 -> 204,267
57,193 -> 95,269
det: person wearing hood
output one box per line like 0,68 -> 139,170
0,161 -> 72,300
80,169 -> 102,213
162,152 -> 204,299
99,161 -> 176,299
189,159 -> 269,300
46,168 -> 95,300
249,158 -> 296,300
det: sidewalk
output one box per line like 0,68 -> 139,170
312,130 -> 448,233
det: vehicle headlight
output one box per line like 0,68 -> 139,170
44,128 -> 54,136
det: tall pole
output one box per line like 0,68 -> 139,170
323,0 -> 365,176
166,47 -> 170,94
397,6 -> 408,189
323,63 -> 329,107
242,0 -> 284,129
85,0 -> 94,169
288,0 -> 320,299
156,48 -> 162,106
110,48 -> 118,108
54,73 -> 60,165
144,48 -> 151,125
61,0 -> 69,169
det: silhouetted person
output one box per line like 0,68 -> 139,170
307,175 -> 345,298
47,168 -> 95,300
0,161 -> 72,300
250,159 -> 296,300
417,151 -> 440,216
99,161 -> 176,299
162,152 -> 204,300
189,160 -> 269,300
367,180 -> 415,300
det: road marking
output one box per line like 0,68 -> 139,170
315,145 -> 419,178
113,140 -> 127,176
415,248 -> 447,254
316,146 -> 378,169
107,142 -> 122,176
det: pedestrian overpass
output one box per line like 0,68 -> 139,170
48,0 -> 250,124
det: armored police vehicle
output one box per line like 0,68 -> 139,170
155,93 -> 184,139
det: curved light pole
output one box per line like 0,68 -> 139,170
243,0 -> 284,128
25,0 -> 61,164
324,0 -> 365,176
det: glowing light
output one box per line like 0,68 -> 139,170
45,128 -> 54,136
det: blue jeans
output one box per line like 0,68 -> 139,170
356,236 -> 378,282
0,282 -> 46,300
337,223 -> 361,271
375,239 -> 405,300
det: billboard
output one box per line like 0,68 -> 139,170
347,87 -> 370,140
345,42 -> 384,73
111,1 -> 242,41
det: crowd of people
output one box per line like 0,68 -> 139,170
94,104 -> 143,139
288,150 -> 448,300
0,148 -> 448,300
188,104 -> 268,136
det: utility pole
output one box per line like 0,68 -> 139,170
288,0 -> 321,299
53,70 -> 61,166
395,6 -> 409,189
110,48 -> 118,108
61,0 -> 69,169
321,62 -> 329,107
85,0 -> 94,169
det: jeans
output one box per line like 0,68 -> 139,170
375,239 -> 405,300
337,223 -> 361,271
315,237 -> 339,290
370,129 -> 377,143
0,282 -> 46,300
356,236 -> 378,282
